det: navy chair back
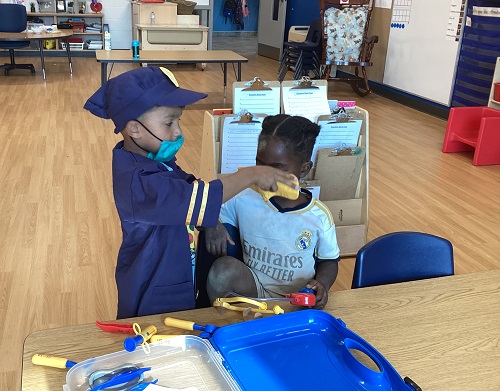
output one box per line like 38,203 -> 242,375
352,231 -> 454,289
304,18 -> 322,46
0,4 -> 28,33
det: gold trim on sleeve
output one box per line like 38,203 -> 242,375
196,182 -> 210,226
186,180 -> 199,224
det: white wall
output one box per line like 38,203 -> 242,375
100,0 -> 132,50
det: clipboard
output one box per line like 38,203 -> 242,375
233,77 -> 281,116
220,112 -> 267,174
281,77 -> 330,123
310,110 -> 363,165
314,147 -> 366,201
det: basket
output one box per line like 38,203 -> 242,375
171,0 -> 196,15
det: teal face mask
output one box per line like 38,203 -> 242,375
147,135 -> 184,162
133,119 -> 184,162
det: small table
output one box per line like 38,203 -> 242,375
0,29 -> 73,79
95,49 -> 248,97
21,270 -> 500,390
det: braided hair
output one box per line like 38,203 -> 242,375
258,114 -> 320,163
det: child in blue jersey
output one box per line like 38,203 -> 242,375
84,67 -> 298,319
205,114 -> 340,309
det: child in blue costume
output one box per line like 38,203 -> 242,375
84,67 -> 297,318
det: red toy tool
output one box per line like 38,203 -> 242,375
285,290 -> 316,306
258,288 -> 316,307
95,321 -> 135,334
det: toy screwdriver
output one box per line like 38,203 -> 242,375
163,317 -> 219,338
32,354 -> 77,369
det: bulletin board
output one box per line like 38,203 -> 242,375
382,0 -> 462,105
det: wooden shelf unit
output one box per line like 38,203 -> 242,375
27,12 -> 104,51
131,1 -> 210,51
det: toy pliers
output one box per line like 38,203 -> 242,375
213,296 -> 285,315
95,320 -> 136,334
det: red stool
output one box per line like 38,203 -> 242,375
442,107 -> 500,166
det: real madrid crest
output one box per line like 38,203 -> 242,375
295,230 -> 313,250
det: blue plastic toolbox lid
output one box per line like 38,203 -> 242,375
209,310 -> 417,391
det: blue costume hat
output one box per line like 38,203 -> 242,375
84,66 -> 207,133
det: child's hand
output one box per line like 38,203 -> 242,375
306,280 -> 328,309
251,166 -> 298,193
205,222 -> 235,256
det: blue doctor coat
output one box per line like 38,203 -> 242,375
112,142 -> 223,319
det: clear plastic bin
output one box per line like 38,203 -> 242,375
63,336 -> 240,391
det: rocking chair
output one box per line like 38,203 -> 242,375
320,0 -> 378,96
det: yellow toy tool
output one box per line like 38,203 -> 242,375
32,354 -> 77,369
213,296 -> 285,315
250,175 -> 299,201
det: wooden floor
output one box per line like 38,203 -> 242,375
0,55 -> 499,390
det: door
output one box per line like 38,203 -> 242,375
258,0 -> 287,60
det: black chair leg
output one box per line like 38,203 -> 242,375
3,49 -> 35,76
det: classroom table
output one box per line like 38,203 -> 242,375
21,269 -> 500,391
0,30 -> 73,80
95,49 -> 248,98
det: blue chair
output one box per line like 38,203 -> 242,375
0,4 -> 35,76
352,232 -> 454,289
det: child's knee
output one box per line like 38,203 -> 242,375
208,256 -> 240,285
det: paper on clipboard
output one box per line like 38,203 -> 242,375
220,114 -> 266,174
281,78 -> 330,123
312,115 -> 362,165
233,77 -> 281,116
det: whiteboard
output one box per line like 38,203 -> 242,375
383,0 -> 461,105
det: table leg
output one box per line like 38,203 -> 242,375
101,63 -> 107,86
237,63 -> 241,81
38,40 -> 46,80
63,38 -> 73,74
223,62 -> 227,99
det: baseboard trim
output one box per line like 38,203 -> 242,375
370,81 -> 450,120
257,43 -> 280,61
